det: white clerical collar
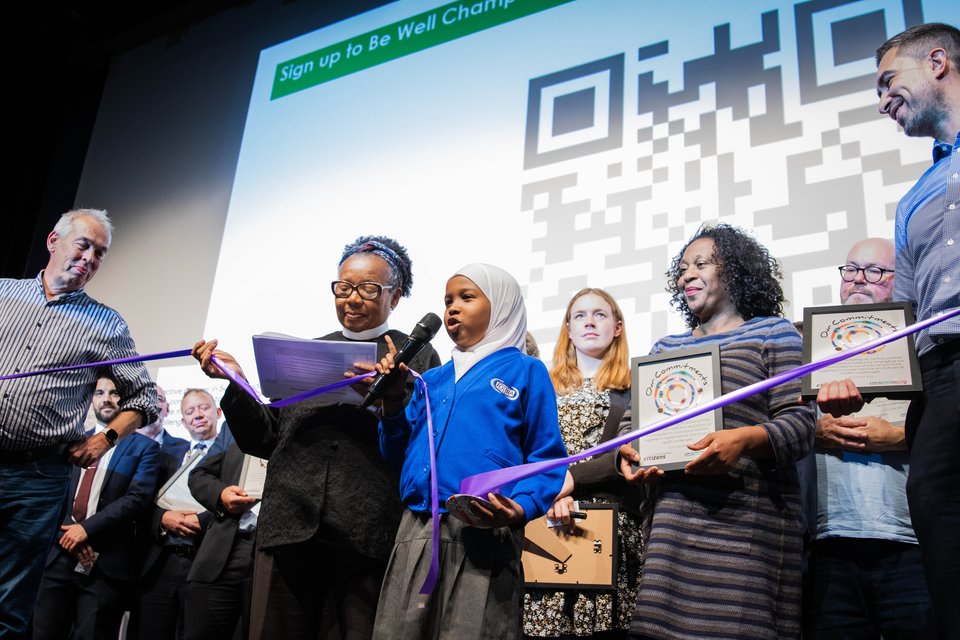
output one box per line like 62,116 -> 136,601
342,321 -> 390,341
576,351 -> 603,379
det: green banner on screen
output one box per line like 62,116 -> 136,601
270,0 -> 575,100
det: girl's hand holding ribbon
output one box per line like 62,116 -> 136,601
470,493 -> 526,528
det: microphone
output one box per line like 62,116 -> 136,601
361,312 -> 443,408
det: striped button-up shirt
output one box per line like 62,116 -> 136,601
894,132 -> 960,356
0,273 -> 157,451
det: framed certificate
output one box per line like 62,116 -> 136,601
156,451 -> 207,513
801,302 -> 922,400
630,345 -> 723,472
238,455 -> 269,499
522,503 -> 618,590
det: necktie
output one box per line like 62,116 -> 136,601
72,462 -> 98,522
184,442 -> 207,465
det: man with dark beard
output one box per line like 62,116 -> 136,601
33,374 -> 159,639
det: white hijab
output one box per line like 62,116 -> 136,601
450,263 -> 527,382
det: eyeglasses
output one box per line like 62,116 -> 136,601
838,265 -> 894,283
331,280 -> 395,300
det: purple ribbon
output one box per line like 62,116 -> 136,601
220,357 -> 442,594
213,354 -> 445,591
0,347 -> 375,410
0,349 -> 193,381
460,306 -> 960,498
0,341 -> 440,587
406,369 -> 439,595
214,354 -> 441,594
210,354 -> 375,408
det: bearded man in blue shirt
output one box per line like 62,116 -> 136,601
821,23 -> 960,637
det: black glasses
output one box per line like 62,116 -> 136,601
331,280 -> 395,300
838,265 -> 894,283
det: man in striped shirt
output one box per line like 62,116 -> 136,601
0,208 -> 157,638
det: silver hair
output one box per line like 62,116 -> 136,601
53,209 -> 114,245
181,388 -> 216,406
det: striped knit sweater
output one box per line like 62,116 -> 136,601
623,316 -> 813,639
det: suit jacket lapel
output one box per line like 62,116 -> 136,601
100,435 -> 132,489
62,466 -> 82,525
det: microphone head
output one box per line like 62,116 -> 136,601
410,312 -> 443,342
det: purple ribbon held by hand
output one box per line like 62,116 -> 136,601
404,369 -> 440,596
460,306 -> 960,499
0,349 -> 194,382
0,347 -> 376,409
215,355 -> 441,594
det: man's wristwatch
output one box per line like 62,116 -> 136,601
102,428 -> 119,448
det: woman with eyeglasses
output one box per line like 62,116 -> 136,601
192,236 -> 441,639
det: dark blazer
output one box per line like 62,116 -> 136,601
48,432 -> 161,583
140,429 -> 216,577
156,429 -> 191,481
139,429 -> 192,577
186,425 -> 247,583
567,388 -> 643,515
221,329 -> 441,563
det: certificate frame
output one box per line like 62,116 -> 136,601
630,345 -> 723,472
155,451 -> 207,513
237,454 -> 269,500
801,301 -> 922,400
521,503 -> 618,590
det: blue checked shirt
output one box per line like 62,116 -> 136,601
0,273 -> 157,450
894,132 -> 960,356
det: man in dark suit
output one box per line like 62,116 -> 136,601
136,384 -> 191,552
135,388 -> 219,640
128,384 -> 188,636
182,425 -> 257,640
136,385 -> 189,456
33,373 -> 160,639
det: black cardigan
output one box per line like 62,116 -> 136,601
221,329 -> 441,562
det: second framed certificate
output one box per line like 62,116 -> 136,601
630,345 -> 723,472
801,301 -> 922,400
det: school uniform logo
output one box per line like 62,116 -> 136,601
490,378 -> 519,400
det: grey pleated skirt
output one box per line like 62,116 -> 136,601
372,509 -> 524,639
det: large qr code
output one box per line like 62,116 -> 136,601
519,0 -> 940,355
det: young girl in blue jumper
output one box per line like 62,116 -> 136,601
371,263 -> 567,639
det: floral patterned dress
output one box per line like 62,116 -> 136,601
522,380 -> 643,637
